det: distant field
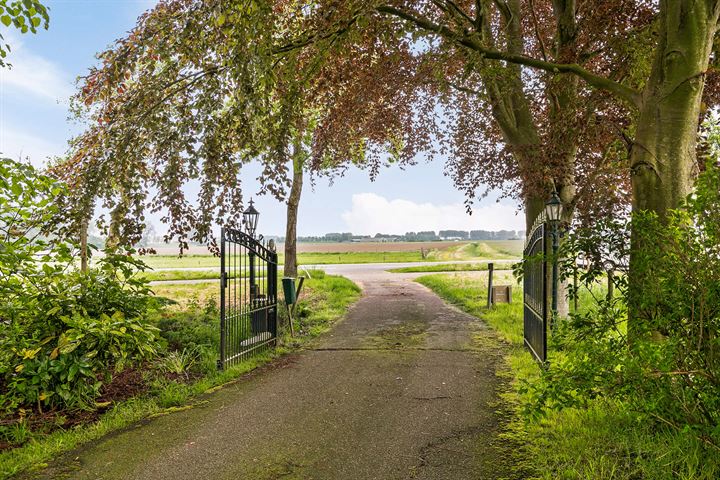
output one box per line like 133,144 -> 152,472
146,241 -> 459,255
138,251 -> 427,269
132,240 -> 524,270
389,261 -> 516,274
432,241 -> 522,260
292,241 -> 464,253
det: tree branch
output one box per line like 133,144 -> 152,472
444,0 -> 476,27
376,5 -> 642,107
273,13 -> 360,55
448,81 -> 484,97
528,0 -> 549,61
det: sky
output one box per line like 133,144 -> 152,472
0,0 -> 525,238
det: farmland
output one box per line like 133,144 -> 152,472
134,240 -> 524,270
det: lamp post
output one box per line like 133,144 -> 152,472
244,199 -> 260,301
243,198 -> 260,238
544,191 -> 563,329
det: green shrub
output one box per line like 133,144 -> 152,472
157,347 -> 205,379
0,160 -> 163,415
0,265 -> 163,414
526,156 -> 720,449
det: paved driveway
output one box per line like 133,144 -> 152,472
32,266 -> 518,480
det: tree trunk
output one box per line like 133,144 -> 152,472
284,139 -> 304,278
481,0 -> 579,233
80,217 -> 89,273
631,1 -> 719,216
628,0 -> 720,332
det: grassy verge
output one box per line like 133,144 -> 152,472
0,271 -> 360,479
136,251 -> 432,269
416,273 -> 720,480
140,269 -> 220,282
389,262 -> 515,274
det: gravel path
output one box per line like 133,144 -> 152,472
33,266 -> 518,480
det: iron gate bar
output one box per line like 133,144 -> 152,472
523,220 -> 548,363
219,227 -> 278,370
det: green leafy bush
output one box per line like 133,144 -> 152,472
526,155 -> 720,448
0,263 -> 163,413
0,160 -> 162,415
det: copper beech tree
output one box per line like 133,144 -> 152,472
276,0 -> 720,324
271,1 -> 651,233
54,0 -> 429,263
58,0 -> 644,243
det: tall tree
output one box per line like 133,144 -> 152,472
277,0 -> 720,319
364,1 -> 718,221
277,1 -> 653,233
54,0 -> 422,259
284,135 -> 305,278
54,1 -> 283,250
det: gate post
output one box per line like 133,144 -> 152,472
487,262 -> 494,307
268,249 -> 278,341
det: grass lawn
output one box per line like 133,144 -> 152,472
150,280 -> 220,308
0,271 -> 360,478
149,269 -> 361,339
416,273 -> 720,480
139,270 -> 220,282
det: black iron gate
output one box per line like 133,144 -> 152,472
219,227 -> 278,370
523,219 -> 548,363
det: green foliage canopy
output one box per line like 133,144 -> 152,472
57,0 -> 284,251
0,0 -> 49,67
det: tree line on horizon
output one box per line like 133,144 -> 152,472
267,229 -> 524,244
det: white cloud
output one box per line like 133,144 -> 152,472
341,193 -> 525,235
0,32 -> 73,102
0,126 -> 66,165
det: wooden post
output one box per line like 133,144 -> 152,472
286,303 -> 295,337
487,262 -> 494,307
607,269 -> 614,301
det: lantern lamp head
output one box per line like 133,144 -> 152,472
243,198 -> 260,237
544,191 -> 563,224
